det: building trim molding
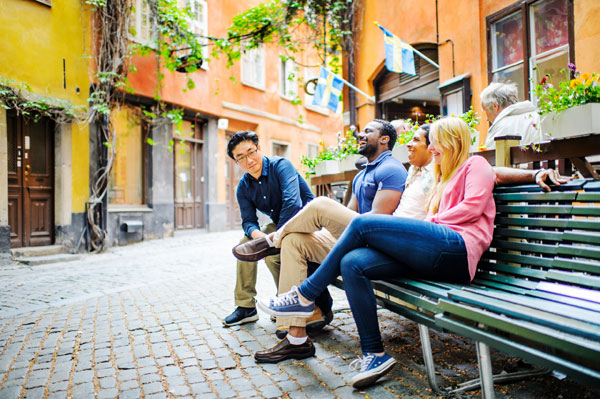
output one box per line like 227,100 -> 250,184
221,101 -> 322,133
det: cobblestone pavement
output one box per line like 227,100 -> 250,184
1,230 -> 598,399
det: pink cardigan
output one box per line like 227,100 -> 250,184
425,156 -> 496,280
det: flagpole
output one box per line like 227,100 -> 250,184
323,67 -> 375,103
374,22 -> 440,69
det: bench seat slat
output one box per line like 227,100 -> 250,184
435,316 -> 600,386
576,192 -> 600,201
494,180 -> 587,193
497,205 -> 573,215
437,300 -> 600,363
446,289 -> 600,339
487,252 -> 554,267
537,281 -> 600,304
551,258 -> 600,274
571,207 -> 600,217
456,288 -> 600,328
473,273 -> 539,289
556,245 -> 600,260
495,216 -> 600,231
563,231 -> 600,244
491,239 -> 558,255
494,192 -> 578,201
478,262 -> 547,279
546,270 -> 600,289
493,227 -> 563,242
471,278 -> 531,295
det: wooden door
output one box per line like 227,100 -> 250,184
174,120 -> 205,230
225,132 -> 244,230
7,113 -> 54,248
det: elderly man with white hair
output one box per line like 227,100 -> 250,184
480,82 -> 543,149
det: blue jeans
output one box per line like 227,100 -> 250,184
297,214 -> 469,353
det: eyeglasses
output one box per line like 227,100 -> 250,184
235,148 -> 259,164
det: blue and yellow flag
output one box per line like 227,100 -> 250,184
377,24 -> 416,75
312,66 -> 344,112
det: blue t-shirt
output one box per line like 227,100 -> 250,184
236,156 -> 314,237
352,150 -> 408,214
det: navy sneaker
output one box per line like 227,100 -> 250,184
223,306 -> 258,327
349,353 -> 397,389
257,286 -> 314,317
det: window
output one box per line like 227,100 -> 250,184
487,0 -> 572,100
131,0 -> 156,46
304,68 -> 329,115
280,58 -> 298,100
186,0 -> 208,67
439,74 -> 471,116
272,142 -> 290,159
109,105 -> 146,206
307,143 -> 319,159
241,45 -> 266,90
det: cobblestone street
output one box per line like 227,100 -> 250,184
0,230 -> 598,399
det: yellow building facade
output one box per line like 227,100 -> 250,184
0,0 -> 91,260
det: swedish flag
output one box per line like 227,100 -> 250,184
377,24 -> 416,76
312,66 -> 344,112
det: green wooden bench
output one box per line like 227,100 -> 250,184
332,179 -> 600,398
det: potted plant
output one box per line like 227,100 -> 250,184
534,63 -> 600,140
301,126 -> 361,176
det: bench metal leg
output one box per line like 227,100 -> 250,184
476,341 -> 496,399
418,324 -> 443,394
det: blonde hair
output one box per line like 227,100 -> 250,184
427,117 -> 471,214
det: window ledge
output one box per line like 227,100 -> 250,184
241,81 -> 266,91
108,205 -> 153,213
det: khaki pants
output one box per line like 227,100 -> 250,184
235,223 -> 280,308
273,197 -> 357,327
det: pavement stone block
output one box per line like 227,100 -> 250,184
120,388 -> 142,398
142,381 -> 164,394
98,376 -> 116,389
23,387 -> 44,399
48,381 -> 69,392
194,393 -> 216,399
72,370 -> 94,384
140,373 -> 161,384
229,377 -> 252,391
46,391 -> 68,399
168,385 -> 191,396
96,367 -> 117,378
0,386 -> 22,399
71,382 -> 95,396
138,365 -> 159,375
117,368 -> 137,381
161,365 -> 182,376
215,356 -> 237,369
24,378 -> 47,389
146,393 -> 168,399
189,382 -> 211,395
119,379 -> 140,390
165,375 -> 186,386
97,388 -> 119,399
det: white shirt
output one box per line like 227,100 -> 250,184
485,101 -> 543,150
393,162 -> 435,220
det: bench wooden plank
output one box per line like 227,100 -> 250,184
487,252 -> 554,268
551,258 -> 600,274
491,239 -> 558,255
492,227 -> 563,242
496,205 -> 573,215
435,316 -> 600,386
456,288 -> 600,328
478,262 -> 547,279
556,244 -> 600,260
437,300 -> 600,363
446,289 -> 600,339
494,192 -> 578,201
546,270 -> 600,289
495,216 -> 600,231
537,281 -> 600,304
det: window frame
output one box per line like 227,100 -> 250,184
486,0 -> 575,101
241,44 -> 266,91
279,57 -> 298,101
130,0 -> 158,47
271,140 -> 291,159
185,0 -> 209,70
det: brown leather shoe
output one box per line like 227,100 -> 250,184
254,337 -> 315,363
233,236 -> 280,262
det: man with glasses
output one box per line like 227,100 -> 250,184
224,131 -> 332,332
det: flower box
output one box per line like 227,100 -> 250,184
338,154 -> 362,172
314,160 -> 340,176
540,103 -> 600,140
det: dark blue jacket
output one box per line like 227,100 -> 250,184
236,156 -> 314,237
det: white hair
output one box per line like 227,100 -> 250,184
480,82 -> 519,111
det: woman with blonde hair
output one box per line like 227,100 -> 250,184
259,117 -> 496,388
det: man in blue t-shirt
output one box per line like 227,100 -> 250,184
233,120 -> 408,363
224,131 -> 332,328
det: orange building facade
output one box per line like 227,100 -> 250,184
344,0 -> 600,146
103,0 -> 343,245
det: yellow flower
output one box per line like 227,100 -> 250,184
478,144 -> 487,152
586,78 -> 594,86
570,78 -> 583,88
581,72 -> 591,81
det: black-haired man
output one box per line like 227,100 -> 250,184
224,131 -> 332,330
